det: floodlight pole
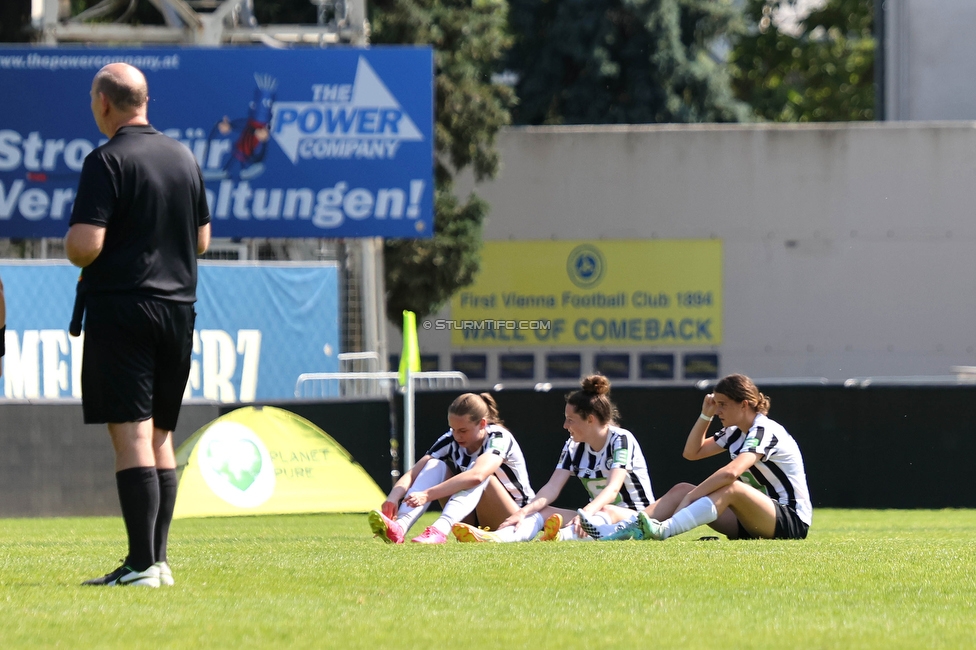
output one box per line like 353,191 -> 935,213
40,0 -> 59,44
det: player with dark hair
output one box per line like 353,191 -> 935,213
456,375 -> 654,542
606,373 -> 811,542
368,392 -> 534,544
66,63 -> 211,587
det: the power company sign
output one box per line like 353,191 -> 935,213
0,46 -> 433,239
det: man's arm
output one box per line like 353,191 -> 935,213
65,224 -> 106,267
198,223 -> 211,255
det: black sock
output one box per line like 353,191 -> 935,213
115,466 -> 159,572
155,468 -> 178,563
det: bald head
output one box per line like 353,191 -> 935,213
93,63 -> 148,112
90,63 -> 149,137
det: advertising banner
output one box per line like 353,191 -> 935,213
0,46 -> 433,238
0,261 -> 339,401
447,240 -> 723,347
174,406 -> 385,518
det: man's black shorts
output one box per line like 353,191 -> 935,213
82,293 -> 195,431
736,501 -> 809,540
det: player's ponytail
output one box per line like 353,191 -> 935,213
565,374 -> 619,425
478,393 -> 501,424
714,374 -> 770,415
448,392 -> 503,425
755,392 -> 771,414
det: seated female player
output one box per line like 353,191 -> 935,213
604,373 -> 812,542
452,374 -> 654,543
367,392 -> 534,544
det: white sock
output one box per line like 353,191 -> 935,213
493,512 -> 545,542
591,512 -> 631,538
515,512 -> 546,541
432,479 -> 489,533
610,514 -> 638,534
557,526 -> 593,541
662,497 -> 718,539
396,459 -> 448,533
579,510 -> 634,538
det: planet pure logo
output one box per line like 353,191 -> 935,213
198,421 -> 276,508
567,244 -> 606,289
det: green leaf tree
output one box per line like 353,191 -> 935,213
371,0 -> 514,326
730,0 -> 874,121
508,0 -> 750,125
0,0 -> 31,42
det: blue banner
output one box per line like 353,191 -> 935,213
0,46 -> 433,238
0,262 -> 340,401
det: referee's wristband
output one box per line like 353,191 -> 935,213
698,413 -> 712,422
0,326 -> 5,357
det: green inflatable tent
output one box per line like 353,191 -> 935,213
174,405 -> 385,518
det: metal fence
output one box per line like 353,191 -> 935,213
294,370 -> 468,399
1,236 -> 387,378
293,369 -> 470,474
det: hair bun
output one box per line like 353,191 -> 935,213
581,374 -> 611,396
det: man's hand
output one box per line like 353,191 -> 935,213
65,224 -> 106,268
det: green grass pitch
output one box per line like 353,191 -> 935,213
1,509 -> 975,648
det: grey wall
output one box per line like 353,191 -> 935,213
0,401 -> 219,517
393,122 -> 976,385
0,400 -> 394,518
6,386 -> 976,515
885,0 -> 976,121
409,385 -> 976,510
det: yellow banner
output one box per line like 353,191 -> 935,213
174,406 -> 385,518
447,240 -> 722,347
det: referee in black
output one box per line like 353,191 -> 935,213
65,63 -> 211,588
1,273 -> 5,377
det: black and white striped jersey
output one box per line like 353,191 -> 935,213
713,413 -> 813,525
424,424 -> 535,506
555,426 -> 654,510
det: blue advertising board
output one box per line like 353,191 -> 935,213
0,46 -> 433,239
0,261 -> 340,401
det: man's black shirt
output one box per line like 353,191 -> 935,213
70,124 -> 211,303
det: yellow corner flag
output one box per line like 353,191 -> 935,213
398,310 -> 421,386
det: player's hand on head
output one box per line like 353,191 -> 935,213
702,393 -> 716,417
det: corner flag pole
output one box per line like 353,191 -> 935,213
398,310 -> 421,473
